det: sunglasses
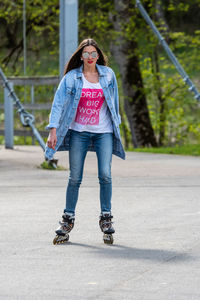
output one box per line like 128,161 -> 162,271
82,51 -> 98,59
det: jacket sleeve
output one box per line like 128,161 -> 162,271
112,71 -> 121,125
46,76 -> 67,130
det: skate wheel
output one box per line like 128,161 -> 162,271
53,234 -> 69,245
103,234 -> 114,245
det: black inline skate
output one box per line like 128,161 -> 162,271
99,212 -> 115,244
53,213 -> 75,245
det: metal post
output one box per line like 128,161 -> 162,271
23,0 -> 27,103
59,0 -> 78,80
4,82 -> 14,149
31,85 -> 35,145
23,0 -> 27,76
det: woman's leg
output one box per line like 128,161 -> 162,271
64,130 -> 90,215
93,133 -> 113,213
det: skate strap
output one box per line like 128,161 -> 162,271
100,215 -> 113,221
59,221 -> 73,232
101,220 -> 114,226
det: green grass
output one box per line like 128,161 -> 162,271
129,144 -> 200,156
39,161 -> 66,171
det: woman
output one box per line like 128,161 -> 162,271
45,38 -> 125,245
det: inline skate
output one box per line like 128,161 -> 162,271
99,212 -> 115,244
53,213 -> 75,245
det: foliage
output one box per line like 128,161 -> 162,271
78,0 -> 114,58
0,0 -> 59,75
163,0 -> 200,33
139,26 -> 200,146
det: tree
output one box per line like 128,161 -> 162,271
139,0 -> 200,146
0,0 -> 59,73
111,0 -> 157,147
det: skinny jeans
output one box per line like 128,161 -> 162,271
64,130 -> 113,216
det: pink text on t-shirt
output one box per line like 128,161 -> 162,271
75,88 -> 105,125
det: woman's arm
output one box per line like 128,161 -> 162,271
112,71 -> 121,124
46,75 -> 67,130
47,128 -> 57,150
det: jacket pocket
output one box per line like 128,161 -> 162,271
66,87 -> 76,96
108,80 -> 114,89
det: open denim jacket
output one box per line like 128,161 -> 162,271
45,64 -> 125,160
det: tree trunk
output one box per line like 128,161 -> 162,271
111,0 -> 157,147
154,0 -> 170,145
153,48 -> 166,146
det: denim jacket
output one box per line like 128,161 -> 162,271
45,63 -> 125,160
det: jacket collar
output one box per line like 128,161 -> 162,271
77,63 -> 106,78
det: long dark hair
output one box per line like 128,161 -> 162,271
63,38 -> 108,75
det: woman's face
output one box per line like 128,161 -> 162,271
81,46 -> 99,67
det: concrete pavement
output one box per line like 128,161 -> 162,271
0,145 -> 200,300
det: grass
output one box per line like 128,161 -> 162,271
39,161 -> 66,171
129,144 -> 200,156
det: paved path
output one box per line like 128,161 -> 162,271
0,145 -> 200,300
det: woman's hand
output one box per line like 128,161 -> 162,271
47,128 -> 57,150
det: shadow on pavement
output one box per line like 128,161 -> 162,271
57,242 -> 193,263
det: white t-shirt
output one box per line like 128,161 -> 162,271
69,74 -> 113,133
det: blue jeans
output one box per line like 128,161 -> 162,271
64,130 -> 113,216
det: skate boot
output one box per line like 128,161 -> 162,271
99,212 -> 115,245
53,213 -> 75,245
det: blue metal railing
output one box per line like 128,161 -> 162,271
0,67 -> 58,168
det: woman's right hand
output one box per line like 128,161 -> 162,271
47,128 -> 57,150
